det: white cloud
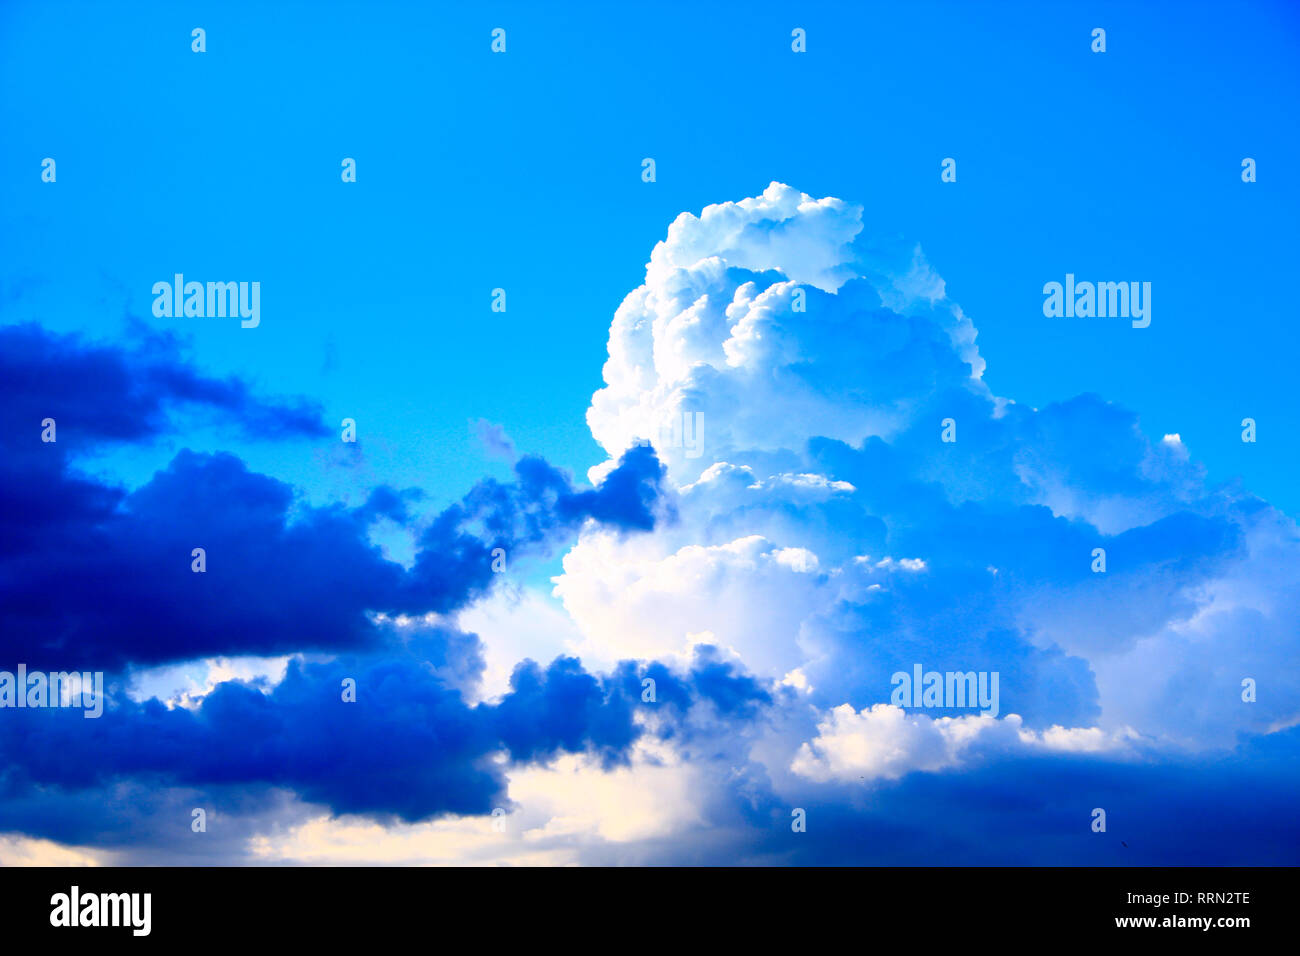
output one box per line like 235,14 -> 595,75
456,585 -> 586,703
586,182 -> 988,487
127,655 -> 292,709
567,181 -> 1300,761
790,704 -> 1140,784
246,738 -> 709,865
554,532 -> 827,674
0,835 -> 106,866
508,739 -> 706,844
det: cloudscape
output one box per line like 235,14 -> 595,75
1,1 -> 1297,871
2,180 -> 1297,865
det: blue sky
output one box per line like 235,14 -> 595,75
4,0 -> 1297,515
1,0 -> 1298,865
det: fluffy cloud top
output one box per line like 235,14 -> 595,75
566,182 -> 1300,759
587,182 -> 986,481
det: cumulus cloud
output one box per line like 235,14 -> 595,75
790,704 -> 1142,784
4,183 -> 1299,865
562,181 -> 1300,769
586,182 -> 988,483
0,643 -> 763,831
